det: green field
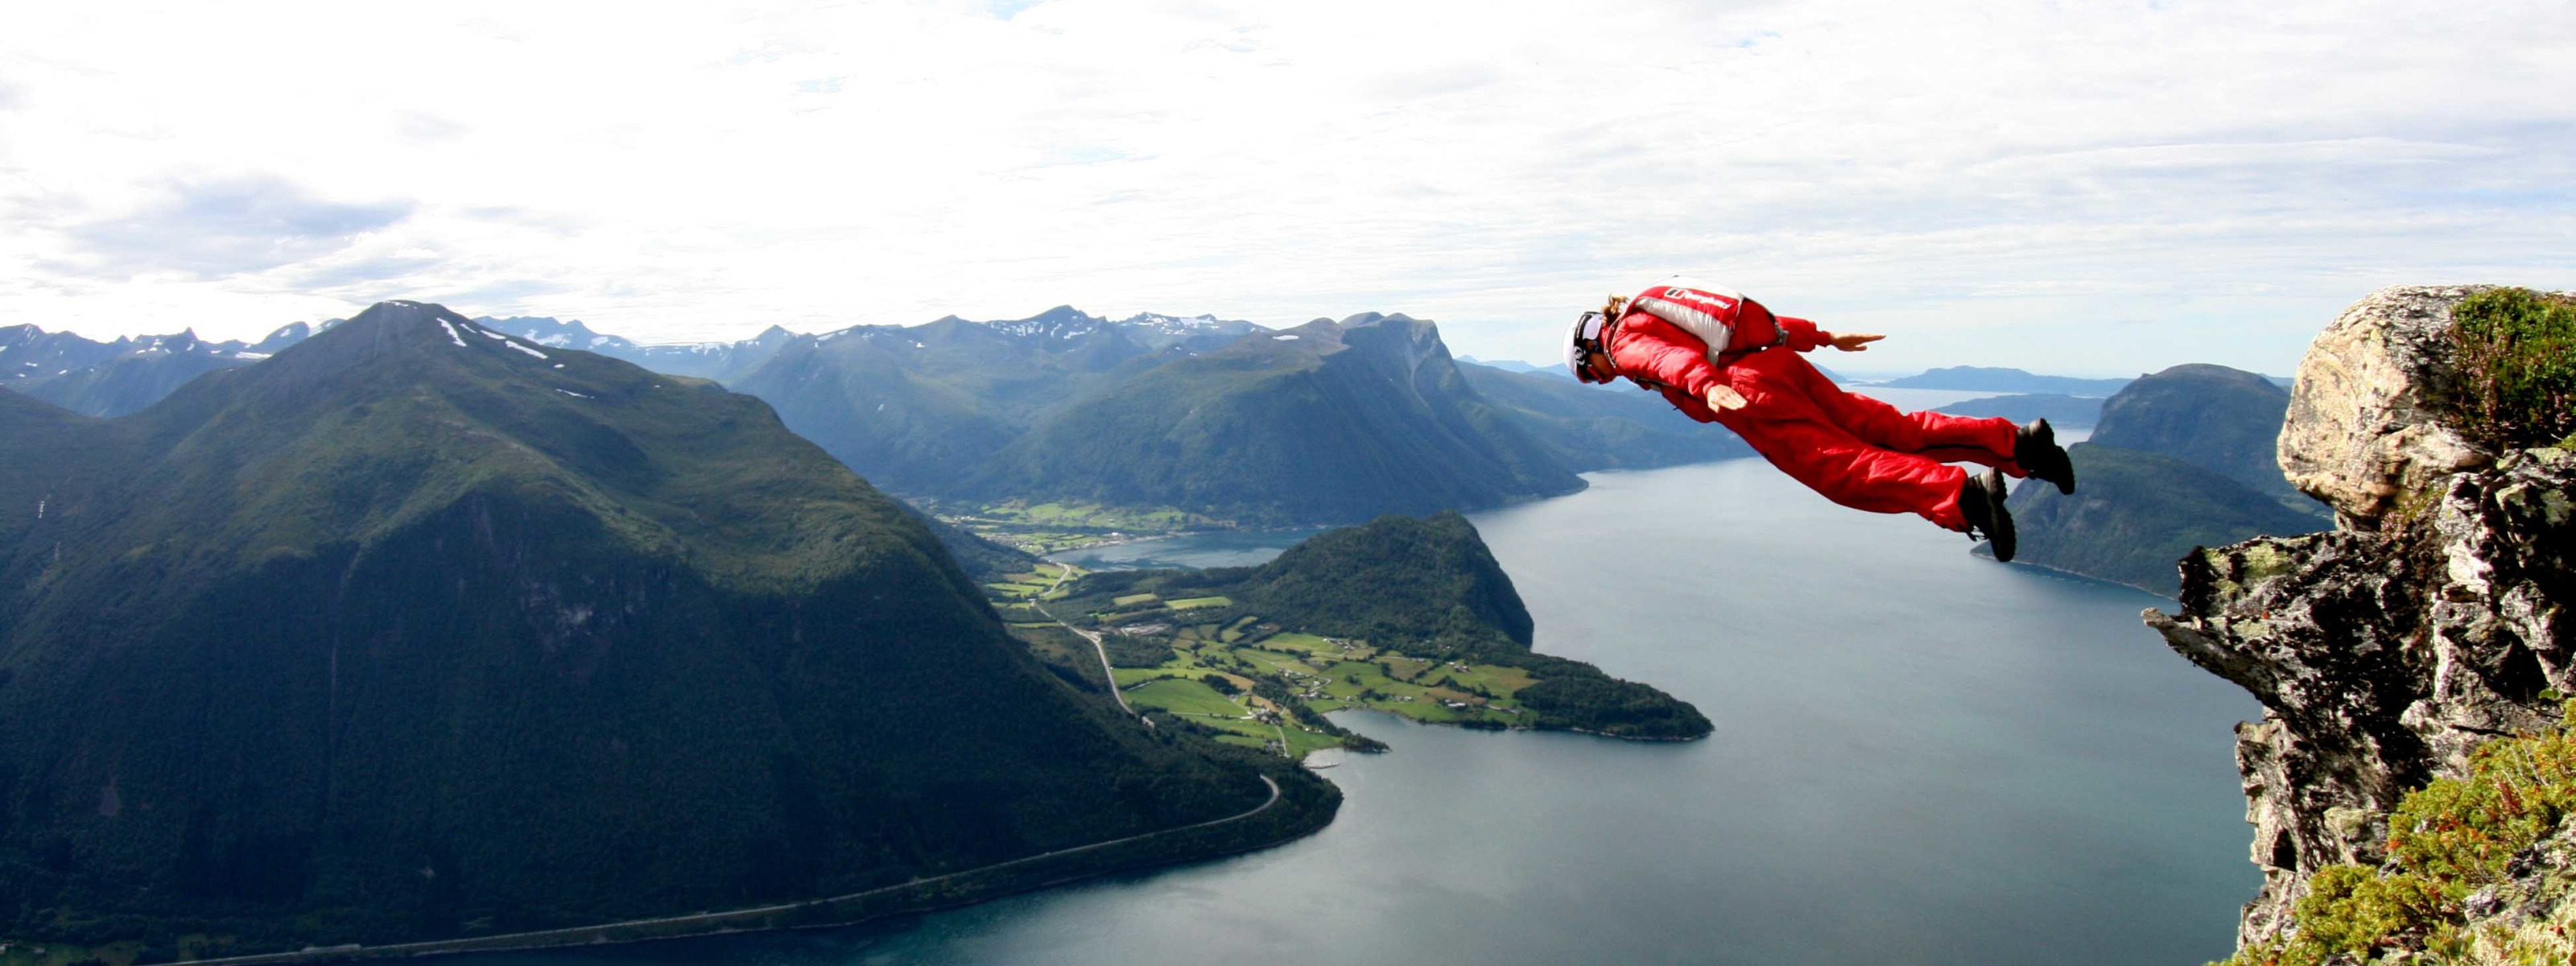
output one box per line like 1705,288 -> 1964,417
1026,571 -> 1567,758
938,502 -> 1220,554
1122,678 -> 1246,718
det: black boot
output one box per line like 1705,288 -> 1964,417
1958,468 -> 2017,563
2014,419 -> 2076,495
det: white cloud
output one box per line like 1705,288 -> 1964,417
0,0 -> 2568,376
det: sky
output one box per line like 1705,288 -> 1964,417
2,1 -> 2569,378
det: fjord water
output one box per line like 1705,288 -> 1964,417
482,460 -> 2257,966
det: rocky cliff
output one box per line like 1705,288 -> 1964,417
2143,285 -> 2575,955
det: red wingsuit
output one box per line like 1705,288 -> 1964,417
1603,295 -> 2027,531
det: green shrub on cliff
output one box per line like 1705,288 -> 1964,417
2216,704 -> 2576,966
2449,287 -> 2576,452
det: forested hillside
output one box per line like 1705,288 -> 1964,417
2002,364 -> 2330,592
0,302 -> 1322,957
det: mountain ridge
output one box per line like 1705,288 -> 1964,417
964,313 -> 1587,526
0,300 -> 1320,956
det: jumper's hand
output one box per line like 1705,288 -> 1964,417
1829,332 -> 1885,353
1705,385 -> 1748,411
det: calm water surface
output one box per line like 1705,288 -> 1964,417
478,460 -> 2259,966
1047,527 -> 1326,571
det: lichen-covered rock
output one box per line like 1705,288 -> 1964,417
2280,285 -> 2495,530
2150,450 -> 2575,947
2146,285 -> 2576,953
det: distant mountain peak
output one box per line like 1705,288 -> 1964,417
475,314 -> 638,353
1030,304 -> 1099,322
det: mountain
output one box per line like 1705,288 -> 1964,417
1876,365 -> 2132,395
724,307 -> 1189,494
1,324 -> 126,386
1998,363 -> 2330,592
1108,312 -> 1267,352
2000,444 -> 2327,594
1455,361 -> 1751,470
2144,286 -> 2575,962
1931,393 -> 2103,431
965,314 -> 1586,526
2088,363 -> 2322,513
0,301 -> 1319,955
468,316 -> 798,383
12,306 -> 1759,526
473,316 -> 640,354
2,323 -> 315,418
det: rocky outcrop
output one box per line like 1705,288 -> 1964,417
2144,285 -> 2576,950
2278,285 -> 2497,530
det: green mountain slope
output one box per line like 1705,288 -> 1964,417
0,302 -> 1310,954
968,315 -> 1586,526
2004,444 -> 2327,595
2089,363 -> 2323,514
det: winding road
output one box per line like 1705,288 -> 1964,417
1031,563 -> 1133,716
182,774 -> 1282,966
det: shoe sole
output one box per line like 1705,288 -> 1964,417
1984,469 -> 2017,563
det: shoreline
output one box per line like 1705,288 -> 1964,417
151,774 -> 1327,966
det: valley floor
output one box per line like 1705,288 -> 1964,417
991,565 -> 1542,758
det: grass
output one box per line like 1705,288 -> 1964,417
1122,678 -> 1246,719
2446,287 -> 2576,452
2216,704 -> 2576,966
1256,632 -> 1340,654
1414,661 -> 1537,699
950,502 -> 1216,554
1035,563 -> 1644,756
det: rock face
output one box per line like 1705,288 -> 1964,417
2144,285 -> 2576,950
2278,285 -> 2497,530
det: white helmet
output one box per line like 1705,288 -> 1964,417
1563,310 -> 1612,383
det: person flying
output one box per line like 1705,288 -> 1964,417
1563,277 -> 2076,561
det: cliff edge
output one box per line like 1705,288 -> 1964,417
2145,285 -> 2575,955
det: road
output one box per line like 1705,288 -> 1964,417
1030,563 -> 1133,715
184,775 -> 1282,966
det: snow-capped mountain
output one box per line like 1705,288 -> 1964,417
1109,311 -> 1266,351
475,316 -> 642,354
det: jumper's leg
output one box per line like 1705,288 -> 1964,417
1712,369 -> 1975,530
1746,351 -> 2025,473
